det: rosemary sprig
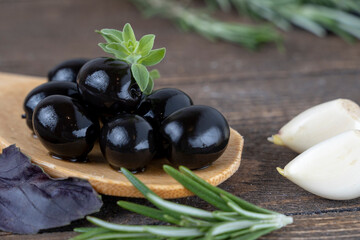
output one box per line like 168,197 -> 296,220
131,0 -> 360,48
211,0 -> 360,42
72,165 -> 292,240
132,0 -> 282,49
303,0 -> 360,14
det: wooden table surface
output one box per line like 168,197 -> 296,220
1,1 -> 360,239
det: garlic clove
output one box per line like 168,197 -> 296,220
269,99 -> 360,153
278,130 -> 360,200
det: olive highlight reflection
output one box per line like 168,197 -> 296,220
100,114 -> 155,172
33,95 -> 99,161
23,81 -> 81,131
48,58 -> 89,82
77,57 -> 142,116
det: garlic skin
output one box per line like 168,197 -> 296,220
269,99 -> 360,153
278,130 -> 360,200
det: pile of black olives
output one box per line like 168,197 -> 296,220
23,58 -> 230,172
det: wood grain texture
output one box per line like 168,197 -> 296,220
0,72 -> 243,198
6,212 -> 360,240
2,232 -> 77,240
2,0 -> 360,239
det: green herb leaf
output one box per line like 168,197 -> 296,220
96,29 -> 124,43
73,227 -> 98,233
105,43 -> 130,59
143,76 -> 154,95
131,64 -> 149,92
144,226 -> 203,238
206,220 -> 258,238
163,165 -> 232,211
146,193 -> 215,219
178,166 -> 276,215
139,48 -> 166,66
75,167 -> 292,240
131,0 -> 281,49
106,43 -> 130,54
123,23 -> 137,44
221,195 -> 276,220
149,69 -> 160,80
232,227 -> 277,240
71,227 -> 110,240
86,216 -> 145,232
97,24 -> 165,95
131,0 -> 360,48
98,43 -> 114,54
137,34 -> 155,56
179,215 -> 213,227
117,201 -> 175,224
213,0 -> 360,43
120,168 -> 156,196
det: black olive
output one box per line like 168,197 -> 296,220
160,105 -> 230,170
48,58 -> 89,82
100,114 -> 155,172
33,95 -> 100,162
137,88 -> 193,157
137,88 -> 193,127
99,111 -> 127,125
23,81 -> 81,131
77,57 -> 142,116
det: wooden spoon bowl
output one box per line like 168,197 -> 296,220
0,72 -> 244,198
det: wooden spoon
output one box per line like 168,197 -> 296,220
0,72 -> 244,198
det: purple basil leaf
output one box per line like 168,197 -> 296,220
0,145 -> 103,234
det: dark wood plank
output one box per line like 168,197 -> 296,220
5,212 -> 360,239
2,232 -> 76,240
1,0 -> 360,239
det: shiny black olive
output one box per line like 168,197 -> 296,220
137,88 -> 193,157
48,58 -> 89,82
100,114 -> 155,172
33,95 -> 100,162
23,81 -> 81,131
99,111 -> 127,125
77,57 -> 142,115
137,88 -> 193,127
160,105 -> 230,170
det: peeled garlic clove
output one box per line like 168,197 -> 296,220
277,130 -> 360,200
269,99 -> 360,153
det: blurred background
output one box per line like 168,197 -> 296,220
2,1 -> 360,239
1,0 -> 360,81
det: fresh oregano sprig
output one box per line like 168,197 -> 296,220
72,165 -> 293,240
96,23 -> 165,95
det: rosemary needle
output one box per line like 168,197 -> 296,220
131,0 -> 360,47
132,0 -> 282,49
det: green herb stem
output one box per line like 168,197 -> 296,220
72,165 -> 292,240
177,166 -> 276,215
218,0 -> 360,42
131,0 -> 360,47
117,201 -> 176,224
132,0 -> 281,49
